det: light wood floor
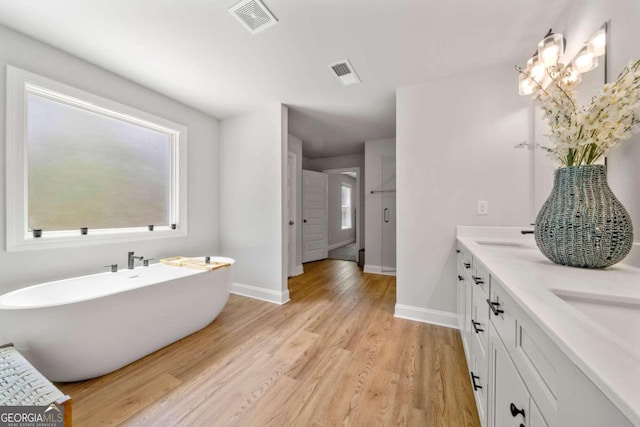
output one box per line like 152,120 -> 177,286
58,260 -> 480,426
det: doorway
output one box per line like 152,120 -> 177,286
323,167 -> 361,263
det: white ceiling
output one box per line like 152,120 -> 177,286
0,0 -> 570,158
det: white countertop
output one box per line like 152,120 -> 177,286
457,226 -> 640,426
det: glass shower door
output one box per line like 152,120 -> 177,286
381,153 -> 396,273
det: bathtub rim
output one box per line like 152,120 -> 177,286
0,256 -> 235,310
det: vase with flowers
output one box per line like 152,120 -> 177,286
520,59 -> 640,268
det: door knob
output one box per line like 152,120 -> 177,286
289,221 -> 294,225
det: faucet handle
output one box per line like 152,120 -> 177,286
143,258 -> 154,267
103,264 -> 118,273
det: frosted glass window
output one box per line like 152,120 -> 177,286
27,93 -> 173,231
341,185 -> 352,230
6,66 -> 187,251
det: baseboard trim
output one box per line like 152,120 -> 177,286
289,264 -> 304,277
230,282 -> 290,305
394,304 -> 458,329
363,264 -> 396,276
328,238 -> 356,251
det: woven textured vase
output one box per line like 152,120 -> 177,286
534,165 -> 633,268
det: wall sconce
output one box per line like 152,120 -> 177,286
518,29 -> 565,96
518,24 -> 607,96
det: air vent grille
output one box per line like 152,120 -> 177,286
331,63 -> 352,77
329,59 -> 361,86
229,0 -> 278,34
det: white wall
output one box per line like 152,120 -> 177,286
327,174 -> 356,248
304,153 -> 365,248
220,105 -> 289,304
550,0 -> 640,267
0,25 -> 220,294
288,134 -> 303,272
364,138 -> 396,271
396,65 -> 531,324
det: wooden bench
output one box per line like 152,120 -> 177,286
0,344 -> 72,427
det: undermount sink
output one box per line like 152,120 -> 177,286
551,289 -> 640,360
475,240 -> 531,249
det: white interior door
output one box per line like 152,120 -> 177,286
302,170 -> 328,263
287,153 -> 297,276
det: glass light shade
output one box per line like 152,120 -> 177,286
589,29 -> 606,57
519,72 -> 535,96
562,65 -> 582,85
527,55 -> 546,83
574,45 -> 598,73
538,33 -> 564,66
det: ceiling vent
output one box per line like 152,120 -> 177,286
229,0 -> 278,34
329,59 -> 361,86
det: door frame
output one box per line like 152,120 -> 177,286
322,167 -> 361,252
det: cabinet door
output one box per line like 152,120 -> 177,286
491,324 -> 530,427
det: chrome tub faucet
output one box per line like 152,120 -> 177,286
128,251 -> 144,269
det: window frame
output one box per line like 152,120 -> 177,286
341,183 -> 352,230
6,65 -> 188,251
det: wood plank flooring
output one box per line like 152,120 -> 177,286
58,260 -> 480,426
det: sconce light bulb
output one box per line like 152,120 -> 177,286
538,33 -> 564,67
590,30 -> 606,57
530,62 -> 546,82
562,66 -> 582,85
519,76 -> 535,96
541,45 -> 560,66
574,46 -> 598,73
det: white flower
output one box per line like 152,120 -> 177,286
523,59 -> 640,166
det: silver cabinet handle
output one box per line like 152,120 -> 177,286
384,208 -> 389,223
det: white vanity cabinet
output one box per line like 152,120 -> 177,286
456,240 -> 635,427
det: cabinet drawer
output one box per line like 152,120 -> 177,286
491,323 -> 530,427
471,283 -> 489,359
487,277 -> 516,350
472,261 -> 490,294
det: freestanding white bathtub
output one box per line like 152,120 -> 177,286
0,256 -> 234,382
